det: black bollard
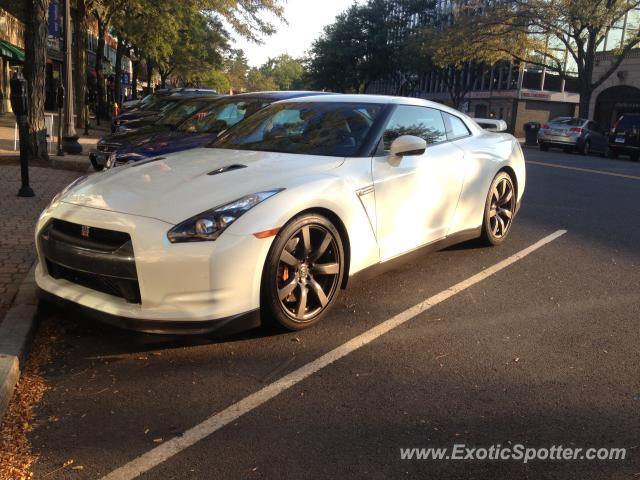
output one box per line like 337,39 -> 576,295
9,72 -> 35,198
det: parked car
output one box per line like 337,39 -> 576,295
36,94 -> 525,334
112,94 -> 186,133
122,90 -> 172,112
537,117 -> 608,155
104,91 -> 334,169
91,96 -> 219,170
608,113 -> 640,161
120,89 -> 219,114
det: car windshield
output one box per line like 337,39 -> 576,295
141,96 -> 182,112
616,115 -> 640,129
178,99 -> 267,133
211,102 -> 383,157
550,118 -> 585,126
156,99 -> 214,127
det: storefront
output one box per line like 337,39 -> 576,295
0,8 -> 25,113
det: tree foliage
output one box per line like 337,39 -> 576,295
259,54 -> 305,90
307,0 -> 435,93
469,0 -> 640,116
407,9 -> 519,107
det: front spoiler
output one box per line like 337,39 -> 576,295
38,288 -> 261,336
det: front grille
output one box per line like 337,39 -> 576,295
97,142 -> 121,153
40,219 -> 141,303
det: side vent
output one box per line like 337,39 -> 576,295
207,164 -> 247,176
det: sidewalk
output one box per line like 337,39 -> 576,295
0,112 -> 110,170
0,165 -> 80,323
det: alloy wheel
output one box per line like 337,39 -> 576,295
488,177 -> 515,238
276,224 -> 341,322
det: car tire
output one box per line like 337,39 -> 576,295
90,155 -> 105,171
480,172 -> 516,247
539,143 -> 549,152
608,149 -> 619,159
580,140 -> 590,156
261,213 -> 345,331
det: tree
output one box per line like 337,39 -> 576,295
475,0 -> 640,117
73,0 -> 91,129
199,70 -> 231,92
246,67 -> 277,91
308,4 -> 366,92
92,0 -> 129,118
407,12 -> 516,108
23,0 -> 50,160
224,49 -> 250,92
158,10 -> 229,87
259,54 -> 305,90
308,0 -> 435,93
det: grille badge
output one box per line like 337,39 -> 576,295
81,225 -> 91,238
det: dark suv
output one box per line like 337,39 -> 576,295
608,113 -> 640,161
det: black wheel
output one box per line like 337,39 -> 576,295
90,154 -> 104,171
539,143 -> 549,152
580,140 -> 590,156
480,172 -> 516,246
608,148 -> 619,159
262,214 -> 344,330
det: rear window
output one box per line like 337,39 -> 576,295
550,118 -> 585,126
616,115 -> 640,129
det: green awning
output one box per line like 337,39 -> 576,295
0,40 -> 25,63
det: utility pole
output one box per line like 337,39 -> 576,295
62,0 -> 82,154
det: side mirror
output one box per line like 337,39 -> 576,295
389,135 -> 427,159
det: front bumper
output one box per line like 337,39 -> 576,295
35,202 -> 274,328
38,287 -> 260,335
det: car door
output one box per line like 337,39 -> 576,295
588,121 -> 606,152
372,105 -> 466,261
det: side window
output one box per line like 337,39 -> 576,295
588,121 -> 601,133
382,105 -> 447,151
443,112 -> 471,140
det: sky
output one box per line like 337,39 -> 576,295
233,0 -> 358,67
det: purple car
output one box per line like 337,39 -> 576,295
105,91 -> 333,169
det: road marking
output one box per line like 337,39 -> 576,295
101,229 -> 567,480
527,160 -> 640,181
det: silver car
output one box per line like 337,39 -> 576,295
537,117 -> 608,155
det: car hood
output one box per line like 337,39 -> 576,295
99,125 -> 171,147
61,148 -> 344,224
116,131 -> 216,159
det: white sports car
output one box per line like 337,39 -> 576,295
35,95 -> 525,334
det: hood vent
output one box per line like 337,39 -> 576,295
208,164 -> 247,176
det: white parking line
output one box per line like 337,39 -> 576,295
101,229 -> 567,480
527,160 -> 640,181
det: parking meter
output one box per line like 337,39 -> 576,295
10,72 -> 34,197
9,73 -> 28,118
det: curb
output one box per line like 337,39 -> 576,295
0,263 -> 40,419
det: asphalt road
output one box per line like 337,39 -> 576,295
28,147 -> 640,479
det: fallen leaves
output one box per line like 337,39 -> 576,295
0,318 -> 60,480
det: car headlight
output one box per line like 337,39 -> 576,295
167,189 -> 284,243
40,175 -> 88,219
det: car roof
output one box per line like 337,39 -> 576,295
230,91 -> 334,101
272,93 -> 477,121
